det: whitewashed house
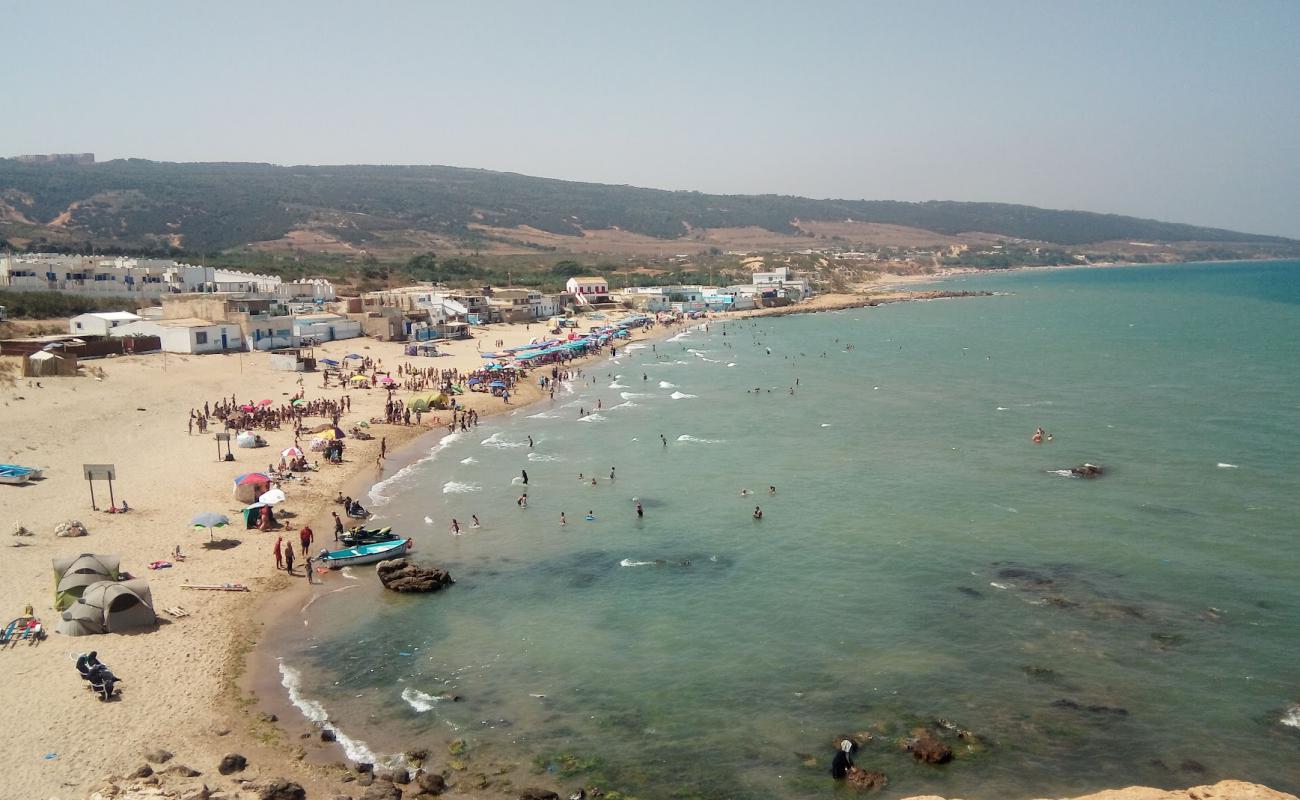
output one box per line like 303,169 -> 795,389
109,318 -> 244,354
291,313 -> 362,343
69,311 -> 142,336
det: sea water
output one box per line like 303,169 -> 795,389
275,261 -> 1300,798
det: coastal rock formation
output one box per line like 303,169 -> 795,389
1070,463 -> 1105,478
257,778 -> 307,800
415,770 -> 447,795
377,558 -> 455,592
899,779 -> 1299,800
905,735 -> 954,764
846,767 -> 888,789
518,790 -> 561,800
217,752 -> 247,775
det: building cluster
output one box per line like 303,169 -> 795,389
3,257 -> 814,362
0,253 -> 335,301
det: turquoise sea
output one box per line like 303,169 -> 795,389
271,261 -> 1300,798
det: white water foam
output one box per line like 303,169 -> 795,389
609,401 -> 639,410
481,432 -> 527,449
668,331 -> 691,342
1217,463 -> 1240,469
527,452 -> 562,462
527,411 -> 562,419
1047,470 -> 1076,478
280,661 -> 381,765
620,392 -> 654,400
670,391 -> 697,400
726,363 -> 737,367
619,558 -> 656,567
459,456 -> 478,464
625,343 -> 648,351
820,423 -> 832,428
609,382 -> 628,389
1282,704 -> 1300,729
658,381 -> 677,389
401,687 -> 444,713
677,434 -> 723,444
577,413 -> 607,423
442,480 -> 482,494
369,431 -> 465,507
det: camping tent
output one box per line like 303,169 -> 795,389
233,473 -> 271,503
55,578 -> 155,636
52,554 -> 122,611
241,503 -> 277,528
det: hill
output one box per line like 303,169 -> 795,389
1,158 -> 1294,259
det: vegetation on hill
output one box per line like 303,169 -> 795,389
0,289 -> 153,319
1,159 -> 1292,258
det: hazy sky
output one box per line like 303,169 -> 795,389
6,1 -> 1300,237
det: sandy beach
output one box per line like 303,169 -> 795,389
0,313 -> 670,799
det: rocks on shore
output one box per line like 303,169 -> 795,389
377,558 -> 455,593
144,748 -> 175,764
217,753 -> 248,775
257,779 -> 307,800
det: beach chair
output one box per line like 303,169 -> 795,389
0,619 -> 16,648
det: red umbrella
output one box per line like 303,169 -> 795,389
234,472 -> 270,486
258,399 -> 273,406
240,404 -> 256,412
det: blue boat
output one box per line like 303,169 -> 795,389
0,465 -> 39,485
318,537 -> 410,569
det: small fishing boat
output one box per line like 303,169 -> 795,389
318,538 -> 410,569
340,526 -> 397,547
0,464 -> 42,480
0,467 -> 32,485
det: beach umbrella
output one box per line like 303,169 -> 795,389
258,398 -> 273,406
380,376 -> 396,384
259,488 -> 287,506
489,380 -> 507,388
319,358 -> 340,367
234,472 -> 270,486
240,404 -> 256,412
467,378 -> 482,385
346,353 -> 363,360
291,398 -> 307,406
319,426 -> 346,440
281,446 -> 304,458
349,375 -> 370,385
191,511 -> 230,542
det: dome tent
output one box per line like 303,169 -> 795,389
52,554 -> 121,611
56,579 -> 155,636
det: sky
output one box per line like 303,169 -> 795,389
5,1 -> 1300,237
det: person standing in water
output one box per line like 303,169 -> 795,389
560,511 -> 567,526
636,502 -> 644,518
518,493 -> 528,508
528,435 -> 534,448
753,506 -> 763,520
609,467 -> 616,481
471,514 -> 481,528
660,434 -> 668,447
451,518 -> 461,535
521,469 -> 529,485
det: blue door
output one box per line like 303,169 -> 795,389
221,331 -> 228,349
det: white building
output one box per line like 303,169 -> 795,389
0,253 -> 285,298
110,318 -> 244,354
751,266 -> 811,298
291,313 -> 362,342
68,311 -> 142,336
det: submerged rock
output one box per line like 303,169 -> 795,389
905,736 -> 953,764
377,558 -> 455,593
845,767 -> 888,789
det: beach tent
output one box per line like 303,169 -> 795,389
55,578 -> 155,636
241,503 -> 276,528
235,431 -> 266,448
233,472 -> 271,504
52,554 -> 122,611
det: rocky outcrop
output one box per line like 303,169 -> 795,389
257,779 -> 307,800
217,753 -> 247,775
900,780 -> 1299,800
377,558 -> 454,593
905,736 -> 953,764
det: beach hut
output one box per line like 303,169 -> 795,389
52,554 -> 122,611
55,578 -> 155,636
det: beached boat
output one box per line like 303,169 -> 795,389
0,467 -> 32,485
0,464 -> 42,480
340,526 -> 397,546
318,538 -> 410,569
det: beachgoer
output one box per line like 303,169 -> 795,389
332,512 -> 344,541
661,434 -> 668,447
591,477 -> 597,486
753,506 -> 763,520
522,469 -> 529,485
299,525 -> 314,557
284,543 -> 296,573
636,502 -> 644,518
831,740 -> 854,780
518,493 -> 528,508
273,536 -> 284,570
586,511 -> 595,521
768,485 -> 777,495
528,435 -> 534,448
740,489 -> 751,496
560,512 -> 567,525
609,467 -> 616,481
304,555 -> 314,584
471,514 -> 480,528
451,518 -> 461,535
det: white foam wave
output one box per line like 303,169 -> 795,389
1282,704 -> 1300,729
620,558 -> 656,567
280,662 -> 380,765
609,382 -> 628,389
726,363 -> 737,367
527,411 -> 561,419
624,343 -> 648,351
1047,470 -> 1075,477
528,452 -> 562,462
620,392 -> 654,400
609,401 -> 639,409
1217,463 -> 1239,469
577,413 -> 607,422
442,480 -> 482,494
668,331 -> 691,342
481,432 -> 527,448
996,406 -> 1009,411
401,688 -> 444,713
369,431 -> 465,507
677,434 -> 722,444
658,381 -> 677,389
670,391 -> 697,400
990,582 -> 1010,590
820,423 -> 832,428
459,456 -> 477,464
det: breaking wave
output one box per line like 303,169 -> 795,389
658,381 -> 677,389
670,391 -> 697,399
280,662 -> 380,765
368,431 -> 465,507
481,432 -> 527,448
442,480 -> 482,494
677,434 -> 723,444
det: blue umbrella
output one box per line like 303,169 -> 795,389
191,512 -> 231,541
320,358 -> 340,366
346,353 -> 363,360
489,380 -> 507,388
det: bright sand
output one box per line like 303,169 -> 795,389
0,315 -> 661,798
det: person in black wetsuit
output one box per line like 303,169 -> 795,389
831,739 -> 854,780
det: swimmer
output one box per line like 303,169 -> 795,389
1032,427 -> 1044,444
517,493 -> 528,508
585,511 -> 596,521
521,469 -> 529,485
450,518 -> 461,535
740,488 -> 751,496
661,434 -> 668,447
753,506 -> 763,520
609,467 -> 616,481
768,485 -> 776,495
560,512 -> 567,525
591,477 -> 598,486
471,514 -> 480,528
636,502 -> 644,518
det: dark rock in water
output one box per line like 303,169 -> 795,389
1043,595 -> 1079,609
997,567 -> 1054,586
1022,665 -> 1058,680
218,753 -> 248,775
846,767 -> 888,789
1069,463 -> 1104,478
1151,632 -> 1187,649
905,736 -> 953,764
1179,759 -> 1207,773
1053,698 -> 1128,716
258,712 -> 278,723
377,558 -> 455,593
416,770 -> 447,795
356,772 -> 375,787
356,763 -> 374,774
144,749 -> 174,764
257,779 -> 307,800
389,767 -> 410,784
519,790 -> 561,800
321,728 -> 337,742
957,586 -> 983,598
406,747 -> 430,762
